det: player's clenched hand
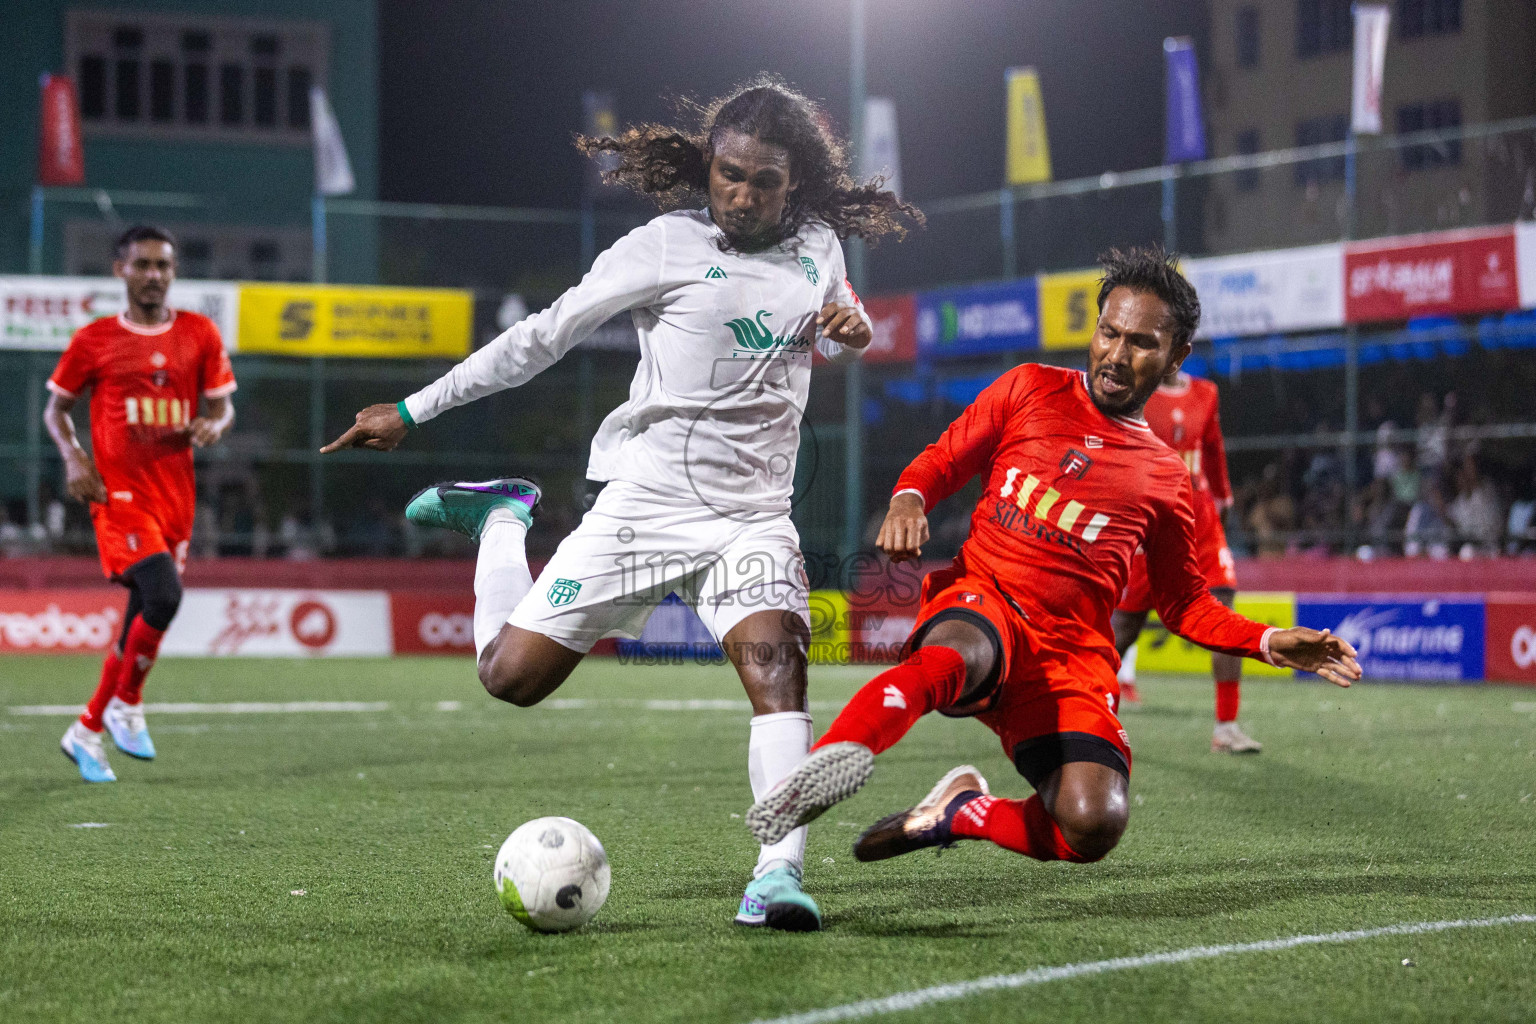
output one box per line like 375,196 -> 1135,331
64,452 -> 107,504
878,491 -> 929,563
818,303 -> 872,349
1266,627 -> 1362,688
321,403 -> 408,453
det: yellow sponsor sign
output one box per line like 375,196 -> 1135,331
237,283 -> 471,359
807,589 -> 851,666
1135,591 -> 1294,678
1005,67 -> 1052,185
1038,269 -> 1101,350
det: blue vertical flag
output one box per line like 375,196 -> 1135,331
1163,37 -> 1207,164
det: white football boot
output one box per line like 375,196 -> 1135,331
1211,721 -> 1263,754
103,696 -> 157,760
61,720 -> 117,782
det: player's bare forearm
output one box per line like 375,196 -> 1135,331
189,395 -> 234,448
877,491 -> 929,563
321,403 -> 408,454
818,302 -> 871,349
43,392 -> 106,503
1267,627 -> 1361,688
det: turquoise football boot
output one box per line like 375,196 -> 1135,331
103,696 -> 156,760
404,477 -> 541,542
61,721 -> 117,783
734,862 -> 822,932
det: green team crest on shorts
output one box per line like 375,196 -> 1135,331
548,578 -> 582,607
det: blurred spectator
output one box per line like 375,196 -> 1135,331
1447,455 -> 1503,557
1404,476 -> 1453,559
1414,391 -> 1454,484
1246,462 -> 1296,557
1503,467 -> 1536,556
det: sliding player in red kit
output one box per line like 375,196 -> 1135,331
47,226 -> 236,783
1112,370 -> 1261,752
749,247 -> 1358,873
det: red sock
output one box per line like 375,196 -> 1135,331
1215,679 -> 1240,723
116,619 -> 167,705
949,793 -> 1097,862
80,651 -> 123,732
811,647 -> 968,755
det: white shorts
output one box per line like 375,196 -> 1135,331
508,482 -> 810,653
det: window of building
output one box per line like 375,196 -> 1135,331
1398,0 -> 1461,38
64,220 -> 312,282
66,11 -> 328,144
1398,99 -> 1462,170
1235,129 -> 1262,190
1296,0 -> 1352,58
1236,6 -> 1261,68
1294,114 -> 1349,185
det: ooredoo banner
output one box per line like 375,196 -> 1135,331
1345,227 -> 1519,322
0,589 -> 122,653
1296,596 -> 1485,682
161,589 -> 392,657
390,590 -> 476,655
0,276 -> 240,352
1485,596 -> 1536,684
1184,244 -> 1345,338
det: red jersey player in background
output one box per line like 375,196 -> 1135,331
46,225 -> 236,783
749,246 -> 1357,878
1111,370 -> 1261,753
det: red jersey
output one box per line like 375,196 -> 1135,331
1141,373 -> 1232,511
894,363 -> 1266,668
48,311 -> 236,521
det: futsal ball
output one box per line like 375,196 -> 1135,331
493,816 -> 611,933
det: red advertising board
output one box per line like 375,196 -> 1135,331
390,590 -> 476,655
815,293 -> 916,364
1485,596 -> 1536,684
1345,226 -> 1519,322
0,589 -> 121,654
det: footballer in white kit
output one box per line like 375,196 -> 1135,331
325,77 -> 921,931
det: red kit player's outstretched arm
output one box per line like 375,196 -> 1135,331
1203,400 -> 1233,509
1146,476 -> 1269,658
893,369 -> 1020,509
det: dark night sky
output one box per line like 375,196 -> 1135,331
379,0 -> 1208,209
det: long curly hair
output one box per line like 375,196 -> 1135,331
577,76 -> 923,249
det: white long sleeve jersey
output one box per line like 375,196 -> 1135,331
403,209 -> 864,513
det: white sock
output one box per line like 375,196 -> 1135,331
473,511 -> 532,659
748,710 -> 813,878
1117,643 -> 1139,686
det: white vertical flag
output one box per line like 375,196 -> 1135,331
1351,4 -> 1391,135
310,85 -> 355,196
861,97 -> 902,197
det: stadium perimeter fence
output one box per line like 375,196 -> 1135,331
6,116 -> 1536,570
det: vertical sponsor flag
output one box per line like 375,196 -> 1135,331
862,97 -> 902,196
1005,67 -> 1052,185
582,91 -> 620,192
37,74 -> 85,186
1163,37 -> 1207,163
1351,5 -> 1391,135
310,86 -> 355,196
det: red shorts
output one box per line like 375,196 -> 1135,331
1117,500 -> 1236,615
90,494 -> 189,579
910,565 -> 1131,781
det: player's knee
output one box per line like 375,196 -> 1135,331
135,561 -> 182,630
1051,790 -> 1129,862
478,659 -> 544,707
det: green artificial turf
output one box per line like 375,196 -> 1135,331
2,656 -> 1533,1023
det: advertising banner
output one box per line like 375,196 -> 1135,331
917,278 -> 1039,358
237,283 -> 472,359
0,276 -> 240,351
0,589 -> 122,654
614,594 -> 722,663
1184,244 -> 1345,338
1135,592 -> 1295,677
1485,596 -> 1536,684
854,293 -> 917,364
389,590 -> 475,656
160,589 -> 392,657
1295,596 -> 1485,682
37,74 -> 85,186
862,97 -> 903,198
1163,37 -> 1207,164
1517,221 -> 1536,310
1005,67 -> 1052,185
1350,5 -> 1391,135
1038,269 -> 1102,350
1345,227 -> 1519,322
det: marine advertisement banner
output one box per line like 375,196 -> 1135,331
0,276 -> 240,351
1037,269 -> 1102,350
237,283 -> 472,359
1183,244 -> 1345,338
1295,596 -> 1485,682
916,278 -> 1039,358
1344,227 -> 1519,322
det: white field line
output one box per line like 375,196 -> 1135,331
748,915 -> 1536,1024
1514,702 -> 1536,713
8,698 -> 841,716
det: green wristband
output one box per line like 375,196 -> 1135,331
396,400 -> 417,429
